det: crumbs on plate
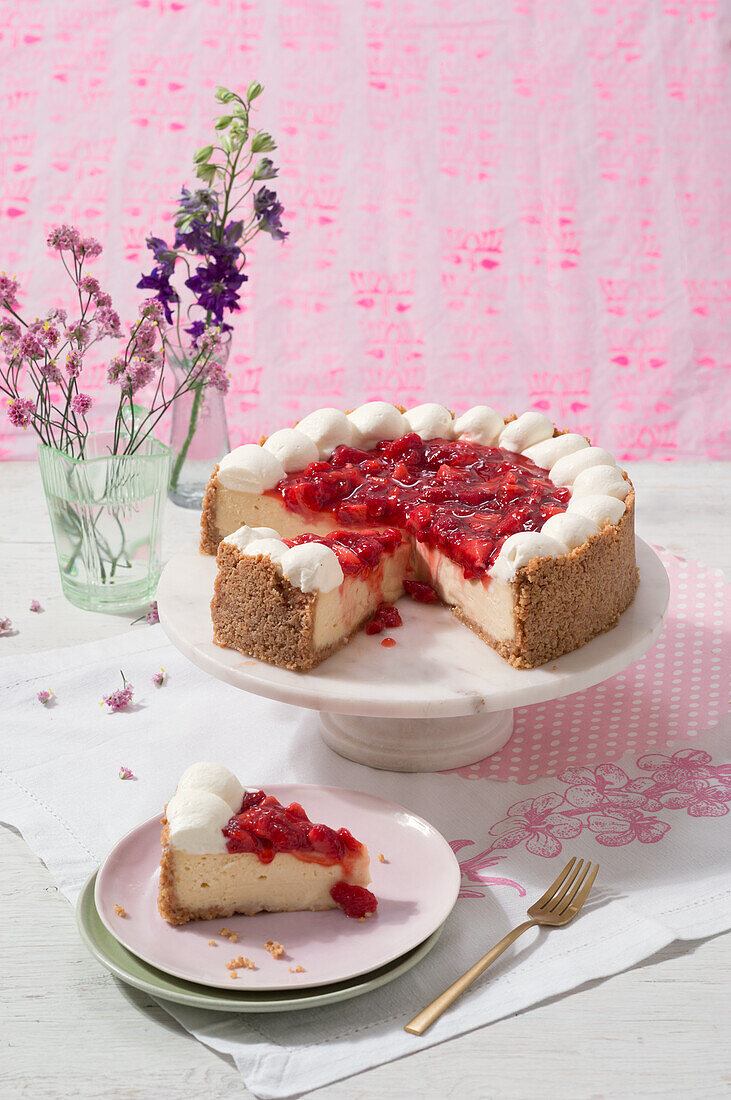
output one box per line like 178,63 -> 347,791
378,852 -> 388,863
264,940 -> 285,959
208,939 -> 217,947
288,965 -> 306,973
113,904 -> 127,918
218,927 -> 239,942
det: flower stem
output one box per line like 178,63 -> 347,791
170,380 -> 204,491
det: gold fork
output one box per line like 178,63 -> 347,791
405,856 -> 599,1036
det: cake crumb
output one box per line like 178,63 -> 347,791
227,956 -> 246,970
113,904 -> 127,918
219,927 -> 239,942
242,957 -> 256,970
288,965 -> 306,973
208,939 -> 217,946
264,940 -> 285,959
229,971 -> 238,979
378,852 -> 388,863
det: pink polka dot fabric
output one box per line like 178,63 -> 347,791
450,548 -> 729,784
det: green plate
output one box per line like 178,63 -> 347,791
76,870 -> 444,1012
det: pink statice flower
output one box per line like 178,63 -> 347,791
146,601 -> 159,624
152,668 -> 166,687
29,599 -> 42,612
7,398 -> 34,428
0,272 -> 20,309
47,225 -> 81,252
0,616 -> 12,634
79,235 -> 103,259
64,320 -> 91,348
119,765 -> 137,780
37,689 -> 54,706
18,332 -> 44,359
39,358 -> 64,385
0,318 -> 22,359
95,305 -> 122,338
139,298 -> 165,324
204,361 -> 230,394
72,393 -> 93,416
65,350 -> 83,377
80,274 -> 101,297
102,671 -> 134,711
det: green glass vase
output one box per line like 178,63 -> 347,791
38,432 -> 171,613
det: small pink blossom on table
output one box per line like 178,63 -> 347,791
152,668 -> 166,687
37,689 -> 54,706
102,671 -> 134,711
119,765 -> 137,781
132,601 -> 159,626
29,599 -> 43,613
0,616 -> 12,634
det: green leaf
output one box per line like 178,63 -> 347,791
214,115 -> 232,130
193,144 -> 214,164
247,81 -> 263,102
215,86 -> 235,103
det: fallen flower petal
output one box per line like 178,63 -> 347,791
119,766 -> 136,780
37,689 -> 54,706
152,668 -> 166,687
0,616 -> 12,634
29,599 -> 43,613
102,670 -> 134,711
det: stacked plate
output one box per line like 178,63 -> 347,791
77,785 -> 461,1012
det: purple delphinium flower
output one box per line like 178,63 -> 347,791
137,264 -> 179,325
152,668 -> 166,687
7,399 -> 34,428
102,671 -> 134,711
29,599 -> 42,612
119,765 -> 136,780
0,616 -> 12,634
37,689 -> 54,706
72,393 -> 93,416
253,187 -> 288,241
185,256 -> 247,322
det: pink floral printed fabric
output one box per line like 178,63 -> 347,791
2,2 -> 730,458
449,548 -> 730,783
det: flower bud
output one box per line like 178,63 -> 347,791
214,116 -> 232,130
193,144 -> 214,163
251,131 -> 276,153
215,86 -> 235,103
247,81 -> 263,102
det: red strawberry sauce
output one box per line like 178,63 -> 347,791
282,528 -> 402,577
222,792 -> 377,917
269,433 -> 569,580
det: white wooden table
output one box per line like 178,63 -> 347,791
2,460 -> 730,1100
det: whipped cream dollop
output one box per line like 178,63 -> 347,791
540,512 -> 601,550
498,412 -> 554,453
166,763 -> 249,854
402,403 -> 453,440
294,408 -> 354,459
571,464 -> 629,501
453,405 -> 504,447
176,761 -> 244,812
166,789 -> 233,854
522,433 -> 589,470
231,531 -> 344,593
222,524 -> 281,551
567,493 -> 626,528
347,402 -> 407,448
241,537 -> 289,565
262,428 -> 319,473
491,531 -> 568,584
548,446 -> 616,487
217,444 -> 285,493
280,543 -> 344,593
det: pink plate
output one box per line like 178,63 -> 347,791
94,784 -> 461,991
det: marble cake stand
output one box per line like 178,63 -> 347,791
156,538 -> 669,773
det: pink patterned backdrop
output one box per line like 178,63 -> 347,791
1,0 -> 730,460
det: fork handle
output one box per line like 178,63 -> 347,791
404,919 -> 536,1036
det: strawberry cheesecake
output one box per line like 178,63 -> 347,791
158,762 -> 376,925
201,403 -> 638,669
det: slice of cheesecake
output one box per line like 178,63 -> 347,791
211,526 -> 410,671
158,763 -> 376,925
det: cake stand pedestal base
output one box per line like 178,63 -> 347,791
319,710 -> 514,772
